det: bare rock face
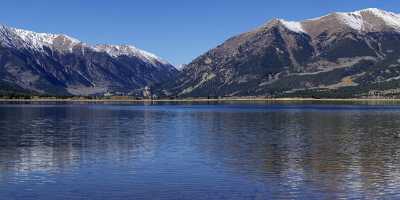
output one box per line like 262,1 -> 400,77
0,25 -> 178,96
165,8 -> 400,98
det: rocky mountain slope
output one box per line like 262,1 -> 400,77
0,25 -> 177,96
165,8 -> 400,98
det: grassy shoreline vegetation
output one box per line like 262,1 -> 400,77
2,95 -> 400,103
2,91 -> 400,104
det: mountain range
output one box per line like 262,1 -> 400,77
3,8 -> 400,98
0,25 -> 177,96
164,8 -> 400,98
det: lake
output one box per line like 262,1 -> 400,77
0,102 -> 400,199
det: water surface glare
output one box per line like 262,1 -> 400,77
0,103 -> 400,199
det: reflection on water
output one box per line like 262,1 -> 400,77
0,104 -> 400,199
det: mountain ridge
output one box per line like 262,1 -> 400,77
2,8 -> 400,98
0,24 -> 171,66
0,24 -> 177,96
164,8 -> 400,98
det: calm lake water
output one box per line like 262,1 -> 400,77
1,102 -> 400,199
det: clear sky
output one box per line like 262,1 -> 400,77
0,0 -> 399,65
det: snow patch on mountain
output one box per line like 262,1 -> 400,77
335,12 -> 364,31
94,44 -> 169,65
279,19 -> 306,33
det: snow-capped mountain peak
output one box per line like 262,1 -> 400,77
356,7 -> 398,16
0,24 -> 171,67
94,44 -> 169,65
0,24 -> 178,96
332,12 -> 364,31
266,8 -> 400,35
358,8 -> 400,29
327,8 -> 400,31
9,27 -> 82,52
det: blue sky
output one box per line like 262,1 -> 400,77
0,0 -> 399,65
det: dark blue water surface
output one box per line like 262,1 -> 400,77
1,102 -> 400,199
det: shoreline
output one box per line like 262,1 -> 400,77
1,98 -> 400,103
